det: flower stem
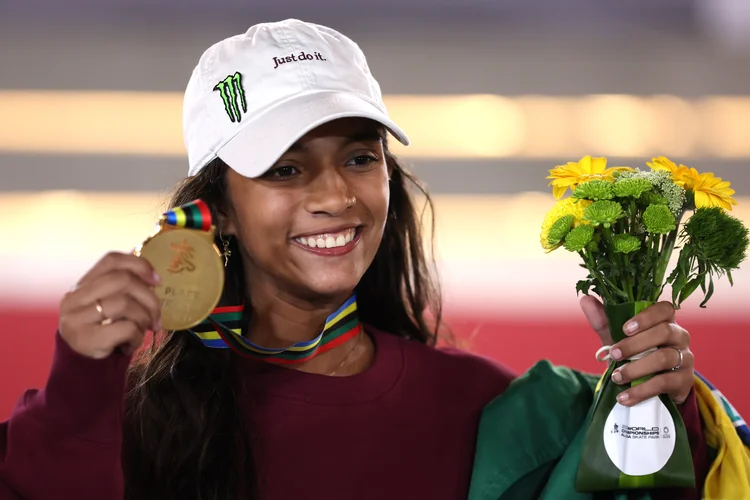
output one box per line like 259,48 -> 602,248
602,275 -> 629,300
624,252 -> 635,302
652,233 -> 675,301
651,211 -> 686,301
636,235 -> 655,300
603,227 -> 633,301
579,249 -> 614,303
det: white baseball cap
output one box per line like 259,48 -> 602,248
183,19 -> 410,178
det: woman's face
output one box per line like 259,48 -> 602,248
223,118 -> 390,301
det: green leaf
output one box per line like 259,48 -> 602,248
576,279 -> 592,296
677,277 -> 703,309
680,254 -> 691,279
667,265 -> 680,284
672,268 -> 687,305
699,275 -> 715,308
727,269 -> 734,287
698,260 -> 706,293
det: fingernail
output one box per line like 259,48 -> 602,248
610,348 -> 623,360
617,392 -> 630,403
623,321 -> 638,335
152,271 -> 161,284
154,320 -> 162,332
612,370 -> 623,383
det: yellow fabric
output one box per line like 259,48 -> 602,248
694,375 -> 750,500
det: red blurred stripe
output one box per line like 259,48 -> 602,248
1,308 -> 747,421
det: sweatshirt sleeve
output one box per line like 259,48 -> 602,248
679,387 -> 710,498
653,387 -> 709,500
0,332 -> 131,500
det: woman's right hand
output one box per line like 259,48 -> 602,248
59,252 -> 162,359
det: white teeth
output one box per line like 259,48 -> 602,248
294,228 -> 358,249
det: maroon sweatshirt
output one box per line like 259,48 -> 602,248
0,329 -> 706,499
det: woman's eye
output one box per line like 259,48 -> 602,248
347,155 -> 379,167
264,165 -> 299,179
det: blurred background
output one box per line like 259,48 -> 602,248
1,0 -> 749,419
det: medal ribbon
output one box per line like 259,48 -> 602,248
188,295 -> 362,365
163,199 -> 213,232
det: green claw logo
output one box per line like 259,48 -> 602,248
213,72 -> 247,123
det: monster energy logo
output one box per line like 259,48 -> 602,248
213,72 -> 247,123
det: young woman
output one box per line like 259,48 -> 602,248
0,19 -> 705,500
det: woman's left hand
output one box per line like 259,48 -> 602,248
580,296 -> 694,406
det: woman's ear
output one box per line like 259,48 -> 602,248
217,210 -> 237,237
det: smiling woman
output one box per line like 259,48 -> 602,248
0,18 -> 736,500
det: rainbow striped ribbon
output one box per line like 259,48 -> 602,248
188,295 -> 361,365
162,199 -> 212,231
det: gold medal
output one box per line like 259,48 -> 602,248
135,200 -> 224,331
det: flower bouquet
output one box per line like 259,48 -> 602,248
541,156 -> 749,491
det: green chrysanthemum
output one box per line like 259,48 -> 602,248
613,234 -> 642,254
583,200 -> 624,228
642,191 -> 669,207
613,177 -> 653,199
564,225 -> 595,252
573,180 -> 615,201
685,207 -> 749,270
643,204 -> 677,234
540,198 -> 592,252
547,215 -> 575,246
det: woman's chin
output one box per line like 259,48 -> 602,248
297,274 -> 362,300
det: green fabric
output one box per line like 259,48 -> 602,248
468,360 -> 656,500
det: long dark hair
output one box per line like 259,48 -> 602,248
122,147 -> 442,499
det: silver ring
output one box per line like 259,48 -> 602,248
95,300 -> 113,326
667,346 -> 683,372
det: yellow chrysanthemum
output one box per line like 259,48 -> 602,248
540,198 -> 592,252
647,156 -> 738,211
692,171 -> 738,211
547,156 -> 634,199
646,156 -> 697,189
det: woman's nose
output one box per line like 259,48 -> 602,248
305,167 -> 356,216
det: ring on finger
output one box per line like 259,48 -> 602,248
95,300 -> 114,326
665,345 -> 683,372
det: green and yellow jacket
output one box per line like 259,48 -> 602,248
469,362 -> 750,500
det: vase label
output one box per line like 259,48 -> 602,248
602,397 -> 676,476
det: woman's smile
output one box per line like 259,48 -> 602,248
292,225 -> 363,256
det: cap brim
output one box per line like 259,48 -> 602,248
215,90 -> 410,178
